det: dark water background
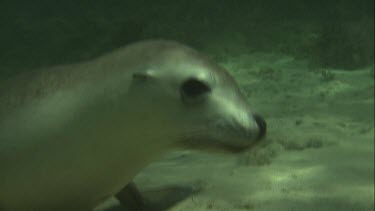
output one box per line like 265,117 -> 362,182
0,0 -> 373,77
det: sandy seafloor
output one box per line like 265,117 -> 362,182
102,52 -> 374,211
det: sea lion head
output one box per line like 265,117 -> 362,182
126,40 -> 266,153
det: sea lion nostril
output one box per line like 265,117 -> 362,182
253,114 -> 266,140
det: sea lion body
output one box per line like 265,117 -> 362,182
0,40 -> 265,210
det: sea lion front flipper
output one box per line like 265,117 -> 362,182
115,181 -> 145,211
140,185 -> 201,211
115,182 -> 202,211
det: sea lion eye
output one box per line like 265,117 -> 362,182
180,78 -> 211,103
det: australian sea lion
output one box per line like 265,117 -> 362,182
0,40 -> 266,210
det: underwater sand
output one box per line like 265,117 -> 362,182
104,53 -> 374,211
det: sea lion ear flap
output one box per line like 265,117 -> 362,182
129,70 -> 157,92
132,69 -> 156,82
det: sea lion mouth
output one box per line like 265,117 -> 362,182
177,120 -> 266,153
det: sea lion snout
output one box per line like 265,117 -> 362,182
253,114 -> 266,140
